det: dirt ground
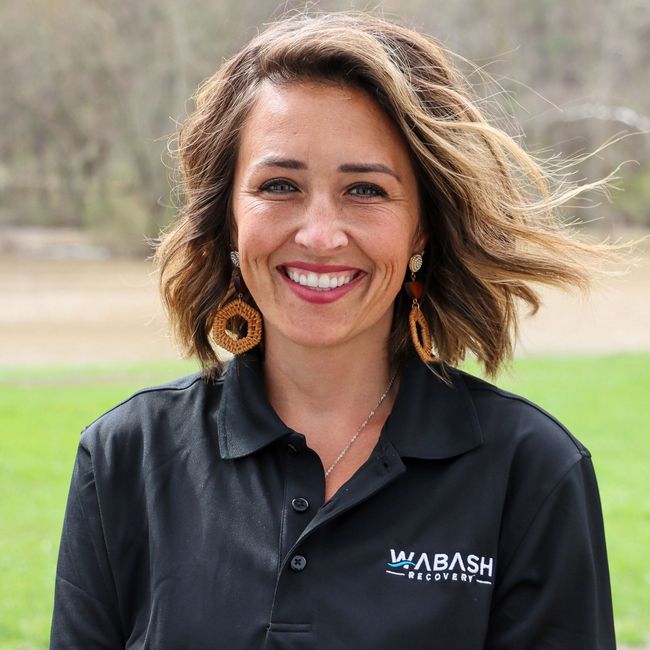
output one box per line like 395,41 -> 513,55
1,239 -> 649,367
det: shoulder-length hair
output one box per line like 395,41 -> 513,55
156,12 -> 609,378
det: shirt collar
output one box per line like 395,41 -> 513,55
382,353 -> 483,459
216,349 -> 483,461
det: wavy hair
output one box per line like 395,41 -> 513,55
156,12 -> 611,378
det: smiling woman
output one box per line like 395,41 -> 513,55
51,12 -> 617,650
232,81 -> 422,355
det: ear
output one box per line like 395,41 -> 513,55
229,212 -> 239,252
412,229 -> 428,256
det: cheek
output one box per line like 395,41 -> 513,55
238,232 -> 275,276
356,204 -> 419,249
234,198 -> 298,247
357,221 -> 414,267
236,221 -> 292,294
235,214 -> 279,258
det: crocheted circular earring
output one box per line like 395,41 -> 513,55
211,251 -> 263,354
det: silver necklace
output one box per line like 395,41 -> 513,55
324,370 -> 398,478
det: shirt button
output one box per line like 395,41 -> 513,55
290,555 -> 307,572
291,497 -> 309,513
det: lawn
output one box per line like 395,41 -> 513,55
0,354 -> 648,648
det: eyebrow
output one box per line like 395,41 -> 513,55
253,157 -> 401,182
338,162 -> 401,182
253,157 -> 306,171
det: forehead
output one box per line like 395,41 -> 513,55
236,80 -> 414,170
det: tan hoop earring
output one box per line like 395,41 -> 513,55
211,251 -> 263,355
405,253 -> 440,364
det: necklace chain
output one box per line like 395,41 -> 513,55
324,370 -> 398,478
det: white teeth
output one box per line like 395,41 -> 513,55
284,267 -> 357,291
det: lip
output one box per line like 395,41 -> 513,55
281,261 -> 361,273
277,263 -> 366,304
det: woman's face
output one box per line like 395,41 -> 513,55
231,80 -> 423,353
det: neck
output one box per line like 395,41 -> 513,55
262,324 -> 396,439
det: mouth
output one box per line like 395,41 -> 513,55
281,265 -> 363,292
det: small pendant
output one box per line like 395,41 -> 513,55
404,281 -> 424,301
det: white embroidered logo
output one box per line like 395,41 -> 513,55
386,549 -> 494,585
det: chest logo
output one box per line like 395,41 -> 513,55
386,549 -> 494,585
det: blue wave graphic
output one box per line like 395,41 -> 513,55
387,561 -> 416,568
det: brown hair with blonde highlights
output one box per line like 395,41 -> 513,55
156,12 -> 612,378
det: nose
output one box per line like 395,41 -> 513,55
293,195 -> 348,252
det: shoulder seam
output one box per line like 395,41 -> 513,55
461,378 -> 584,454
82,374 -> 214,433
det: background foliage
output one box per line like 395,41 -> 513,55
1,0 -> 649,253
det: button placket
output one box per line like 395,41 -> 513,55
269,438 -> 404,638
278,434 -> 324,562
267,434 -> 324,635
292,440 -> 406,548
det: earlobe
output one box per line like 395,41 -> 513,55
412,242 -> 427,258
412,230 -> 428,255
229,211 -> 239,248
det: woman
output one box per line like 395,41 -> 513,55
51,13 -> 616,649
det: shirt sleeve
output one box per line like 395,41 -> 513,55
485,453 -> 616,649
50,439 -> 124,649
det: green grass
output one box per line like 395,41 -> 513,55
493,355 -> 650,645
0,354 -> 648,648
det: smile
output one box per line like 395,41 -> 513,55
283,266 -> 360,291
277,263 -> 365,304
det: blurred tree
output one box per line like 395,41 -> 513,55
1,0 -> 648,253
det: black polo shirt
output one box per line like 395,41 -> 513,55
51,351 -> 615,649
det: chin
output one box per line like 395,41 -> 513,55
271,322 -> 354,351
